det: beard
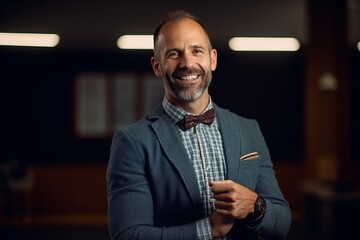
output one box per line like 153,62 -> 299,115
163,67 -> 212,103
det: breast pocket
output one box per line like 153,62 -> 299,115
237,153 -> 260,190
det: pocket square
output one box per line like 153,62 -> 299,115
240,152 -> 259,160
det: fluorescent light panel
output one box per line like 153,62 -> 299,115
229,37 -> 300,51
117,35 -> 300,52
117,35 -> 153,49
0,32 -> 60,47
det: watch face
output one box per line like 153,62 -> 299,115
257,197 -> 266,214
245,197 -> 266,226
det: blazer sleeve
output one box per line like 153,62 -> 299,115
237,119 -> 292,239
106,128 -> 197,240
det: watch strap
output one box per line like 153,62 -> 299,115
245,196 -> 266,226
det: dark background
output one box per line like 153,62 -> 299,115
2,46 -> 306,163
1,0 -> 360,165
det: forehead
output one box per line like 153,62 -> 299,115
156,18 -> 209,49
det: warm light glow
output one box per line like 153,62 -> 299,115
0,32 -> 60,47
117,35 -> 153,49
229,37 -> 300,51
357,42 -> 360,51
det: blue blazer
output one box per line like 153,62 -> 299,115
107,103 -> 291,240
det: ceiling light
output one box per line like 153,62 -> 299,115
229,37 -> 300,51
0,32 -> 60,47
117,35 -> 153,49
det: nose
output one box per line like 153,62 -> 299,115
179,52 -> 193,68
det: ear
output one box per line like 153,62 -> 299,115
210,48 -> 217,71
151,56 -> 163,77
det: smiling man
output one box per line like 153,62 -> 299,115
151,15 -> 216,111
106,9 -> 291,240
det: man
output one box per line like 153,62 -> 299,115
107,9 -> 291,240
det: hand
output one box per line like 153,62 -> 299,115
209,180 -> 258,220
210,211 -> 234,238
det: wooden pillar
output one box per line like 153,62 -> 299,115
304,0 -> 352,188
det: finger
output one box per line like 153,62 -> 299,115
213,192 -> 234,202
210,180 -> 233,193
214,200 -> 232,210
209,180 -> 233,187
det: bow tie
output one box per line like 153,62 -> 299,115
177,108 -> 216,131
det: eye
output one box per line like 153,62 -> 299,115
193,48 -> 205,55
167,51 -> 180,59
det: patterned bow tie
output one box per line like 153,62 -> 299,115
177,108 -> 216,131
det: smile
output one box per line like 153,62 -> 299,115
178,74 -> 199,81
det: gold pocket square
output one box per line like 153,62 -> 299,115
240,152 -> 260,160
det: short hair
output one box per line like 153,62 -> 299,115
153,9 -> 212,55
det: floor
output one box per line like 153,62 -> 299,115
0,220 -> 327,240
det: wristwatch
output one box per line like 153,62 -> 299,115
245,196 -> 266,226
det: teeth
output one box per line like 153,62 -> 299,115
180,75 -> 198,80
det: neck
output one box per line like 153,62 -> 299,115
166,93 -> 210,115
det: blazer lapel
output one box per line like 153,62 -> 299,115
149,107 -> 202,206
214,105 -> 242,180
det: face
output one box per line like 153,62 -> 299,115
151,18 -> 217,105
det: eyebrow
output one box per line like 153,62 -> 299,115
189,44 -> 205,50
165,45 -> 205,54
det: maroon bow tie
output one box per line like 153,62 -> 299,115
177,108 -> 216,131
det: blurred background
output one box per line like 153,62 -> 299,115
1,0 -> 360,239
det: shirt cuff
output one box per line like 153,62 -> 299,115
196,217 -> 212,240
